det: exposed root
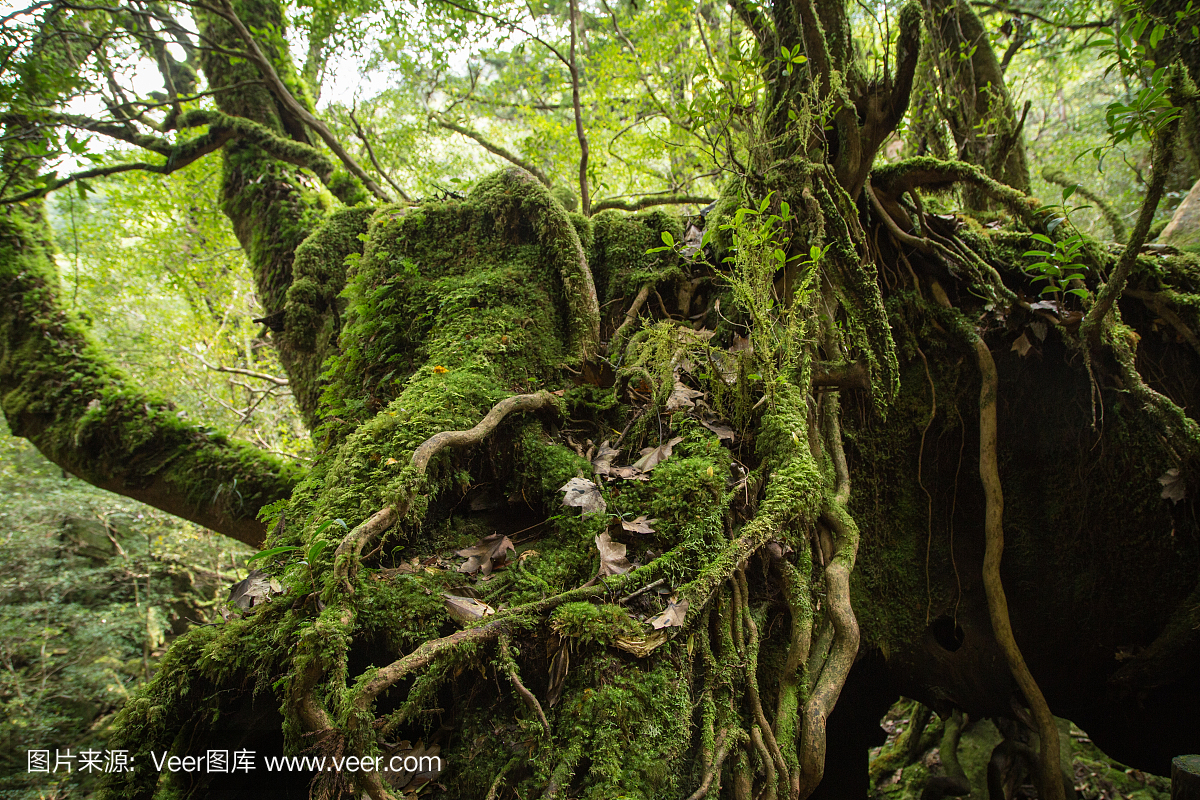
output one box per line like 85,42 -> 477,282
930,280 -> 1064,800
411,391 -> 558,473
685,728 -> 741,800
498,633 -> 552,738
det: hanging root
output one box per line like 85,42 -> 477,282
930,281 -> 1064,800
499,633 -> 552,738
411,391 -> 558,473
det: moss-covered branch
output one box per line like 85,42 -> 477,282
0,204 -> 303,547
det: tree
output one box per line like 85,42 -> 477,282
1,0 -> 1198,798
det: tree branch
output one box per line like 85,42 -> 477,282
0,205 -> 302,547
200,0 -> 392,202
433,116 -> 551,187
591,193 -> 714,212
348,106 -> 411,202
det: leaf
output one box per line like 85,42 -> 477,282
442,593 -> 496,623
1158,468 -> 1186,503
608,465 -> 650,481
700,419 -> 736,441
384,740 -> 444,791
546,639 -> 570,707
591,440 -> 621,477
560,477 -> 607,515
596,532 -> 634,576
456,533 -> 516,576
729,334 -> 753,354
228,569 -> 276,610
620,515 -> 658,534
1011,332 -> 1033,357
646,597 -> 689,630
246,546 -> 303,566
632,436 -> 684,472
666,378 -> 704,412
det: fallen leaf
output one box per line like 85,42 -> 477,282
632,436 -> 684,472
621,515 -> 658,534
646,597 -> 689,630
1159,468 -> 1186,503
666,379 -> 704,412
591,440 -> 621,477
1011,332 -> 1033,357
612,629 -> 672,657
596,532 -> 634,576
546,639 -> 570,707
560,477 -> 607,515
518,549 -> 539,562
608,465 -> 650,481
456,534 -> 516,576
433,365 -> 448,374
228,569 -> 274,610
384,740 -> 443,790
700,419 -> 736,441
729,334 -> 752,354
442,594 -> 495,623
1029,321 -> 1048,341
1028,300 -> 1058,314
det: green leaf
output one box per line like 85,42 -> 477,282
247,546 -> 303,565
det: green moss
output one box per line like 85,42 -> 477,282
550,602 -> 642,644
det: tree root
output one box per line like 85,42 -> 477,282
930,280 -> 1064,800
499,633 -> 552,738
411,391 -> 558,473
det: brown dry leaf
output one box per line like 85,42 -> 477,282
666,379 -> 704,412
632,436 -> 684,472
384,740 -> 443,791
1011,332 -> 1033,358
646,597 -> 689,630
612,629 -> 672,657
700,419 -> 736,441
518,549 -> 539,562
456,533 -> 515,576
621,515 -> 658,535
1159,468 -> 1186,503
592,440 -> 621,477
560,477 -> 607,515
596,532 -> 634,576
546,640 -> 570,707
228,569 -> 275,610
608,466 -> 650,481
442,594 -> 495,623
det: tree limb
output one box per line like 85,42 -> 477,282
433,116 -> 551,186
0,205 -> 302,547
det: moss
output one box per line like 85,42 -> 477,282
589,209 -> 685,310
550,602 -> 642,644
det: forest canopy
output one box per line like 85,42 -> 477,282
2,0 -> 1200,798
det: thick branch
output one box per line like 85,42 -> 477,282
206,0 -> 391,202
0,206 -> 302,547
1081,119 -> 1178,342
591,194 -> 714,213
